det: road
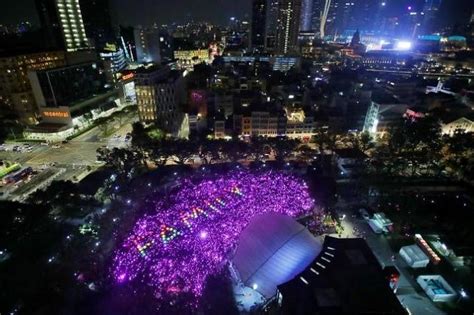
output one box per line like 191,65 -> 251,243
0,109 -> 137,200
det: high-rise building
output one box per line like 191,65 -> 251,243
135,66 -> 187,135
336,1 -> 356,34
0,51 -> 66,124
250,0 -> 267,52
266,0 -> 279,50
79,0 -> 116,49
99,45 -> 127,82
134,27 -> 161,64
300,0 -> 313,31
35,0 -> 89,52
422,0 -> 442,34
276,0 -> 302,54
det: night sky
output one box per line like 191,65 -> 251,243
1,0 -> 472,27
0,0 -> 252,26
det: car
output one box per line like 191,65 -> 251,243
40,142 -> 49,146
62,140 -> 69,144
52,144 -> 61,149
359,208 -> 371,220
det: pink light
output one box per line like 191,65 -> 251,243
112,170 -> 316,307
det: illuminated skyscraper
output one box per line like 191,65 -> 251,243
300,0 -> 313,31
422,0 -> 442,33
251,0 -> 267,52
276,0 -> 302,54
36,0 -> 89,51
79,0 -> 116,49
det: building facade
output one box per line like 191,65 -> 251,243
251,0 -> 267,52
135,66 -> 187,135
134,27 -> 162,64
28,62 -> 107,108
173,49 -> 209,71
36,0 -> 89,52
79,0 -> 116,49
275,0 -> 302,54
0,51 -> 66,124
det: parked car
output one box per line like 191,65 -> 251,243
359,208 -> 371,220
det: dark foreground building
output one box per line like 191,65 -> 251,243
277,236 -> 408,315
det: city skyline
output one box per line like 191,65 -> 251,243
1,0 -> 474,314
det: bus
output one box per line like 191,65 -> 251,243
3,167 -> 33,184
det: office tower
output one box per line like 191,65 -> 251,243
300,0 -> 313,31
35,0 -> 64,49
251,0 -> 267,52
336,1 -> 356,33
267,0 -> 279,34
134,27 -> 161,63
276,0 -> 302,54
36,0 -> 89,52
135,66 -> 187,135
422,0 -> 442,34
79,0 -> 116,49
373,0 -> 389,35
311,0 -> 323,33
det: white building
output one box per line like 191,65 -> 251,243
441,117 -> 474,136
399,245 -> 430,268
416,275 -> 457,303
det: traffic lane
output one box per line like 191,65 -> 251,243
27,142 -> 104,166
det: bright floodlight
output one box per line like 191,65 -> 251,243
112,170 -> 314,306
252,283 -> 258,290
460,289 -> 468,298
396,41 -> 412,50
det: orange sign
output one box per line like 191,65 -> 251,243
43,111 -> 70,118
122,73 -> 134,81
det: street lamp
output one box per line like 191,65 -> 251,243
458,288 -> 468,303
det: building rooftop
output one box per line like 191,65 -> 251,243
278,236 -> 408,315
232,213 -> 322,299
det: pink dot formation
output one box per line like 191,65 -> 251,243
112,170 -> 314,302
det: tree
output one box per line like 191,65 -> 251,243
221,139 -> 250,162
148,139 -> 172,167
170,140 -> 196,165
131,122 -> 155,167
28,181 -> 88,218
96,147 -> 143,181
357,131 -> 374,153
246,136 -> 269,162
296,144 -> 316,161
198,139 -> 222,164
370,117 -> 443,177
268,137 -> 300,162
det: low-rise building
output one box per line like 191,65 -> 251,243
173,49 -> 209,71
441,116 -> 474,135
